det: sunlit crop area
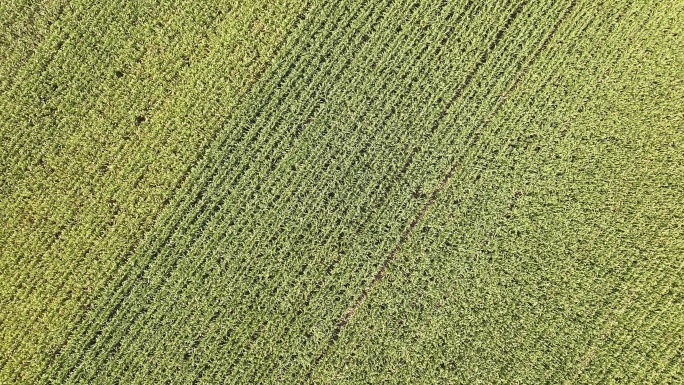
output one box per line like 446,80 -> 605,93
1,0 -> 682,383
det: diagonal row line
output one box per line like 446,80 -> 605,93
304,0 -> 579,379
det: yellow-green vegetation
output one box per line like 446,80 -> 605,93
1,0 -> 682,383
0,0 -> 309,382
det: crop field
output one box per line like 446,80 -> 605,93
1,0 -> 682,383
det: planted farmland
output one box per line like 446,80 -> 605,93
1,0 -> 682,383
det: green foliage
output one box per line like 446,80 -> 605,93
0,0 -> 308,382
1,0 -> 682,383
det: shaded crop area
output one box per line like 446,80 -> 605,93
1,0 -> 682,383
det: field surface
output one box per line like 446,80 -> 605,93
1,0 -> 682,383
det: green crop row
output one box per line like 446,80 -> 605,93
40,0 -> 630,383
2,0 -> 681,383
0,0 -> 310,382
313,0 -> 684,383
